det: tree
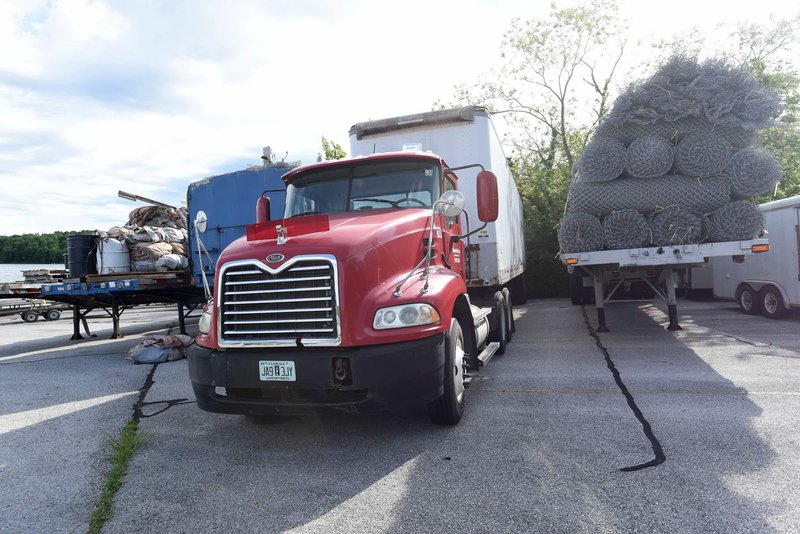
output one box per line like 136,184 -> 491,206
730,15 -> 800,200
321,136 -> 346,161
447,1 -> 627,297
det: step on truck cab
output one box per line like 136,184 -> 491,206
189,106 -> 526,424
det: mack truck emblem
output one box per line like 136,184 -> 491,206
266,253 -> 285,263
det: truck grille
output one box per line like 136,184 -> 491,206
219,256 -> 339,346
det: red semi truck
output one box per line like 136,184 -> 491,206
189,107 -> 525,424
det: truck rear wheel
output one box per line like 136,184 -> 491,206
509,275 -> 527,305
427,319 -> 465,426
736,284 -> 760,315
22,311 -> 38,323
501,287 -> 514,338
759,286 -> 786,319
45,310 -> 61,321
489,293 -> 507,355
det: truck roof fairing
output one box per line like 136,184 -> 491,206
280,151 -> 443,184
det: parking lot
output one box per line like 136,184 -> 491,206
2,298 -> 800,533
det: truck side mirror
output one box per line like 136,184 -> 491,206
436,190 -> 466,217
194,210 -> 208,233
256,195 -> 271,224
476,170 -> 498,222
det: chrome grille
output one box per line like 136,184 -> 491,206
219,257 -> 339,346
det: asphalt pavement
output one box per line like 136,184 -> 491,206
2,299 -> 800,533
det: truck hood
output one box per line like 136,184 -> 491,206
218,209 -> 431,268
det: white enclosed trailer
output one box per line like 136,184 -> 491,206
712,195 -> 800,318
349,106 -> 527,303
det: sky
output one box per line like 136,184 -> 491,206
1,0 -> 797,236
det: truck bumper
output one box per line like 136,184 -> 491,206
188,333 -> 446,415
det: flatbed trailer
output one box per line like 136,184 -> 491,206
562,239 -> 770,331
0,299 -> 70,322
40,271 -> 205,339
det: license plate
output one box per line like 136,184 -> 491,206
259,360 -> 296,382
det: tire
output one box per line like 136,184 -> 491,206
510,275 -> 527,305
736,284 -> 760,315
427,319 -> 465,425
489,294 -> 507,355
22,311 -> 38,323
759,286 -> 787,319
45,310 -> 61,321
501,287 -> 514,338
569,271 -> 583,305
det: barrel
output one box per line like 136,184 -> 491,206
67,235 -> 98,279
96,237 -> 131,274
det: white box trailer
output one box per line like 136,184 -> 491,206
712,195 -> 800,318
349,106 -> 527,303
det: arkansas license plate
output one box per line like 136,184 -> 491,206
259,360 -> 296,382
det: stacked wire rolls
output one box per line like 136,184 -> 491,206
558,55 -> 781,253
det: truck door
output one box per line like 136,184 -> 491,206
442,173 -> 466,279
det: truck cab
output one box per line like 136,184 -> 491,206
189,150 -> 510,425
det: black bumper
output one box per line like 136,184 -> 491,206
188,333 -> 446,415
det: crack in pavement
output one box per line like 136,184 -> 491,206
581,306 -> 666,472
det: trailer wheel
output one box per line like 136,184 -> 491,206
735,284 -> 760,315
509,275 -> 527,305
45,310 -> 61,321
22,311 -> 38,323
759,286 -> 787,320
427,319 -> 465,426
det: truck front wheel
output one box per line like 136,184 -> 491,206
427,319 -> 465,425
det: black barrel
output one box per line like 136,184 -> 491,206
67,235 -> 98,278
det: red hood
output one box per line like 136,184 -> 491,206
218,209 -> 430,270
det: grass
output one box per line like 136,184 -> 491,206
88,420 -> 144,534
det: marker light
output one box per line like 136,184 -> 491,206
564,257 -> 579,265
751,244 -> 770,253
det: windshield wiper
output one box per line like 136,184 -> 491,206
352,198 -> 401,208
289,210 -> 323,218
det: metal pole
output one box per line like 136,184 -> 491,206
111,299 -> 122,339
593,273 -> 609,333
178,302 -> 187,335
665,270 -> 683,331
70,304 -> 83,340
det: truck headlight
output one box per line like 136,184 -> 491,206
198,300 -> 214,335
373,303 -> 440,330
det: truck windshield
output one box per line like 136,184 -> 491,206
284,160 -> 440,217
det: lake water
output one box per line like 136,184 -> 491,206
0,263 -> 65,282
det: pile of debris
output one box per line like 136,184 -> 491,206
102,206 -> 190,273
558,55 -> 783,253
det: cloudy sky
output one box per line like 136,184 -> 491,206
1,0 -> 797,236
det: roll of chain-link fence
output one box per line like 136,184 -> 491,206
650,206 -> 705,246
575,137 -> 626,182
625,135 -> 674,178
602,209 -> 651,249
566,175 -> 730,218
725,148 -> 783,199
558,212 -> 605,253
675,131 -> 731,177
705,200 -> 765,242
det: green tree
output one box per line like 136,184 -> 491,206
321,136 -> 346,161
447,1 -> 626,297
730,15 -> 800,200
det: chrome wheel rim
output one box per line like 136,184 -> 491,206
764,292 -> 779,314
454,339 -> 465,403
